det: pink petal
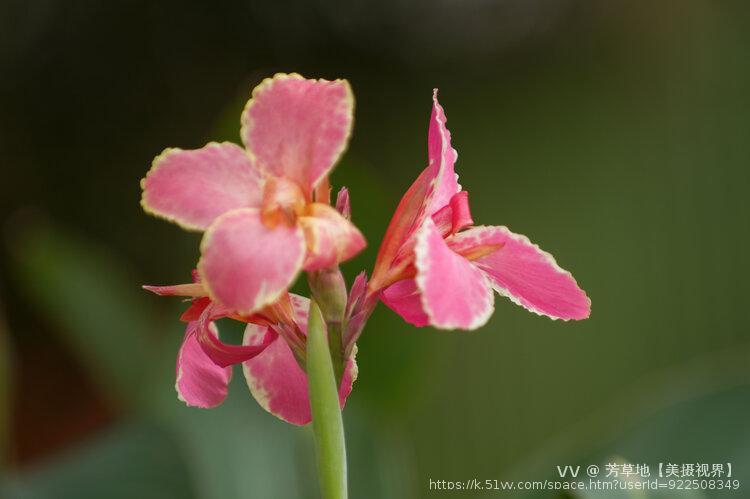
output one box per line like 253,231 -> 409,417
431,191 -> 473,236
242,296 -> 358,425
413,219 -> 494,330
371,91 -> 461,287
345,271 -> 368,318
141,142 -> 263,230
198,208 -> 305,315
335,187 -> 351,219
289,293 -> 311,324
240,74 -> 354,194
179,297 -> 210,322
371,165 -> 436,287
380,278 -> 430,327
426,89 -> 461,215
195,302 -> 277,368
298,203 -> 366,271
451,226 -> 591,320
142,283 -> 206,297
175,322 -> 232,408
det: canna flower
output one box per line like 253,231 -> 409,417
145,273 -> 357,425
141,73 -> 365,316
369,90 -> 590,329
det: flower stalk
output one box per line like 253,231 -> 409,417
307,300 -> 348,499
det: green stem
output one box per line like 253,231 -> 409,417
326,321 -> 345,387
307,300 -> 348,499
307,268 -> 347,388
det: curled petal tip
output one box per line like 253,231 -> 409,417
195,302 -> 279,368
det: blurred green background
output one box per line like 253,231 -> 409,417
1,1 -> 749,497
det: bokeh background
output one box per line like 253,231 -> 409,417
1,1 -> 749,497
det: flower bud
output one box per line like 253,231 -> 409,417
308,266 -> 348,324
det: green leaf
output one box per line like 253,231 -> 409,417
161,377 -> 306,499
8,221 -> 161,409
0,421 -> 195,499
7,219 -> 309,499
501,346 -> 750,499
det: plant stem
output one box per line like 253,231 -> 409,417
307,268 -> 347,387
326,321 -> 344,387
307,300 -> 348,499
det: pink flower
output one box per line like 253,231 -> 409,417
145,276 -> 357,425
369,90 -> 591,329
141,74 -> 366,316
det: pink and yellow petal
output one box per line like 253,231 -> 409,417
380,278 -> 430,327
198,208 -> 305,315
371,165 -> 436,287
298,203 -> 366,271
426,90 -> 461,215
142,282 -> 207,297
454,226 -> 591,321
242,297 -> 358,425
372,91 -> 461,285
141,142 -> 263,230
240,73 -> 354,194
414,219 -> 494,330
175,322 -> 232,408
242,325 -> 310,425
339,345 -> 358,414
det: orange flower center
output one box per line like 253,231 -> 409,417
261,177 -> 306,228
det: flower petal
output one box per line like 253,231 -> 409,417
298,203 -> 366,271
431,191 -> 473,236
345,271 -> 368,318
141,142 -> 263,230
371,165 -> 435,287
413,219 -> 494,330
242,296 -> 358,425
371,91 -> 461,287
180,297 -> 211,322
198,208 -> 305,315
240,74 -> 354,194
142,283 -> 206,297
380,278 -> 430,327
427,89 -> 461,214
175,322 -> 232,408
195,302 -> 277,367
335,187 -> 351,219
451,226 -> 591,320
